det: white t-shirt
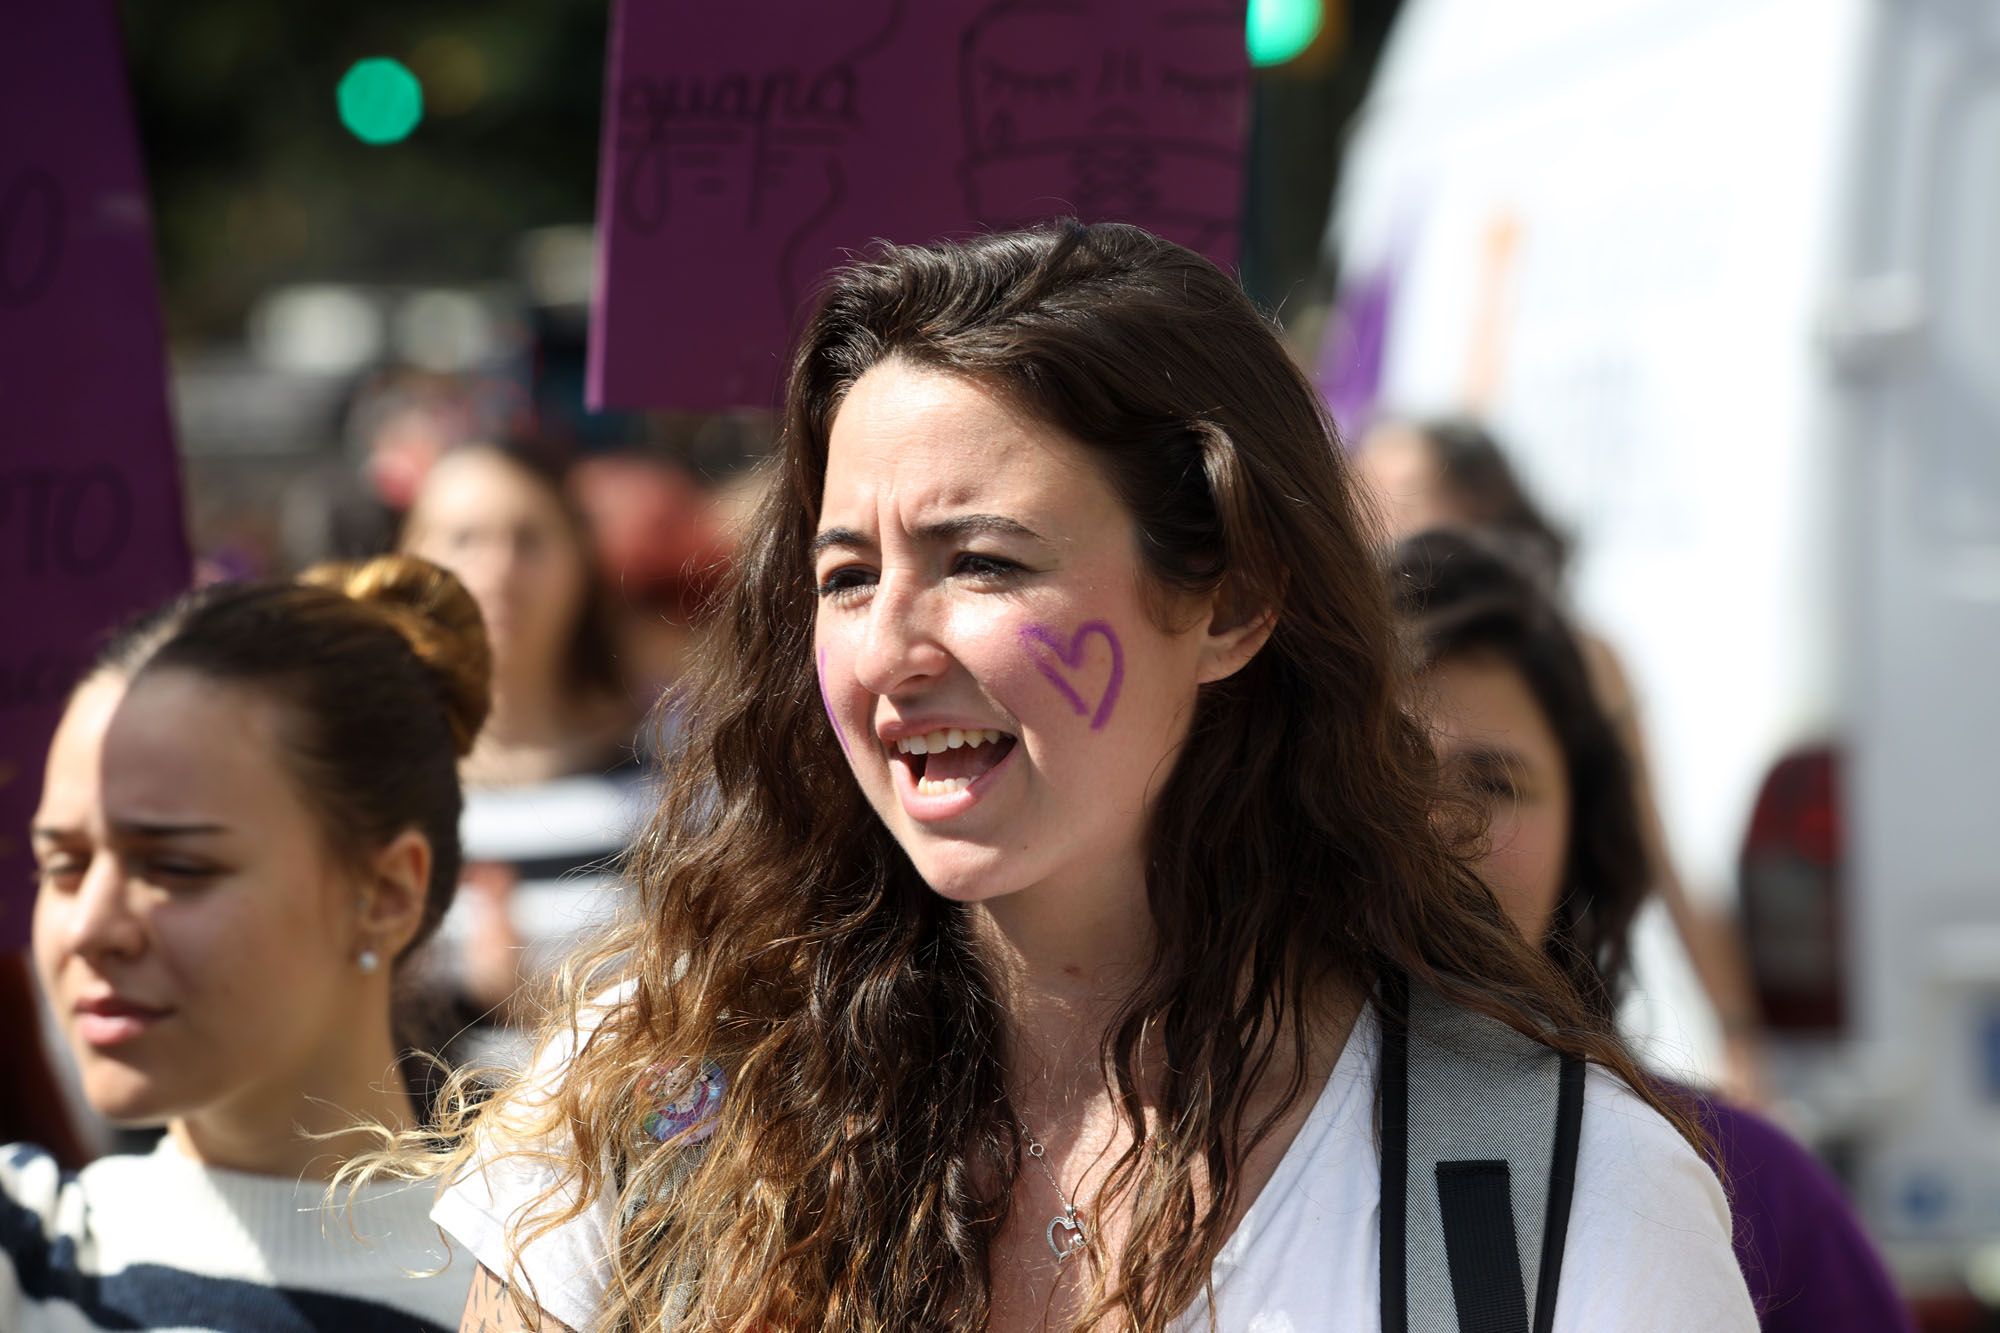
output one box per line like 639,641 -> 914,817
433,1004 -> 1756,1332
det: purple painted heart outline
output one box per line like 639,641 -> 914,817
1019,620 -> 1124,730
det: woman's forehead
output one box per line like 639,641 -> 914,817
33,674 -> 124,830
820,362 -> 1110,530
92,672 -> 299,830
411,450 -> 557,524
1425,656 -> 1562,763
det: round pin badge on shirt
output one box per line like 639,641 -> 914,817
641,1059 -> 725,1144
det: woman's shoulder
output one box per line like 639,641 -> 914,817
431,981 -> 721,1332
1574,1065 -> 1733,1220
1554,1069 -> 1758,1329
1579,1064 -> 1717,1167
2,1141 -> 466,1331
451,978 -> 725,1167
1202,1010 -> 1756,1330
1,1141 -> 77,1235
1,1141 -> 186,1240
525,979 -> 647,1090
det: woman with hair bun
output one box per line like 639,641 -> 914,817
2,556 -> 486,1331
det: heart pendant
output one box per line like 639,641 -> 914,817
1046,1209 -> 1087,1262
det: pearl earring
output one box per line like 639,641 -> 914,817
357,948 -> 382,974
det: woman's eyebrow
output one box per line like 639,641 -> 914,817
810,526 -> 870,560
1450,744 -> 1527,774
30,820 -> 231,848
810,514 -> 1046,559
911,514 -> 1045,545
110,819 -> 231,839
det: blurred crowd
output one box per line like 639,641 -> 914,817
186,360 -> 752,1082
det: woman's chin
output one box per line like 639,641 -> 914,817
910,849 -> 1028,906
81,1070 -> 180,1127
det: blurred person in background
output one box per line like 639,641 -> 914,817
399,441 -> 648,1055
280,367 -> 528,571
570,451 -> 732,704
4,556 -> 483,1331
1357,413 -> 1771,1103
1356,416 -> 1573,586
1391,527 -> 1911,1332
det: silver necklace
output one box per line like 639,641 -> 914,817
1020,1127 -> 1089,1263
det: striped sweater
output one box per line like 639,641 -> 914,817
0,1140 -> 468,1331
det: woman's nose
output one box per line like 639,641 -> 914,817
64,856 -> 145,962
851,578 -> 952,699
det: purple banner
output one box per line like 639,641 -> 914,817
591,0 -> 1252,411
1,1 -> 190,951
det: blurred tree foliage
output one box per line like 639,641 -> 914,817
120,1 -> 608,343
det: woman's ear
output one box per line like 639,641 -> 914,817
356,828 -> 432,962
1195,602 -> 1278,685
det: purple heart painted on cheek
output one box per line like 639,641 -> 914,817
1019,621 -> 1125,730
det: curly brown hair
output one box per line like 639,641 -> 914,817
385,222 -> 1689,1332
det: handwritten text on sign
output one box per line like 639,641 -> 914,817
0,1 -> 190,951
592,0 -> 1251,412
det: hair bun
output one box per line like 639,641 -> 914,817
299,555 -> 492,757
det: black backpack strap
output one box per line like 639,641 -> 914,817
1378,973 -> 1586,1332
1437,1158 -> 1529,1332
1530,1054 -> 1584,1333
1380,970 -> 1411,1333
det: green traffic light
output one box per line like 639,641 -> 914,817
338,58 -> 424,145
1246,0 -> 1323,66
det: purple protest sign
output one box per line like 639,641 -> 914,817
591,0 -> 1251,411
1,1 -> 190,950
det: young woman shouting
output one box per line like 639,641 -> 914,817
415,223 -> 1755,1332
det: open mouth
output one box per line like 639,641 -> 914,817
892,727 -> 1019,797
